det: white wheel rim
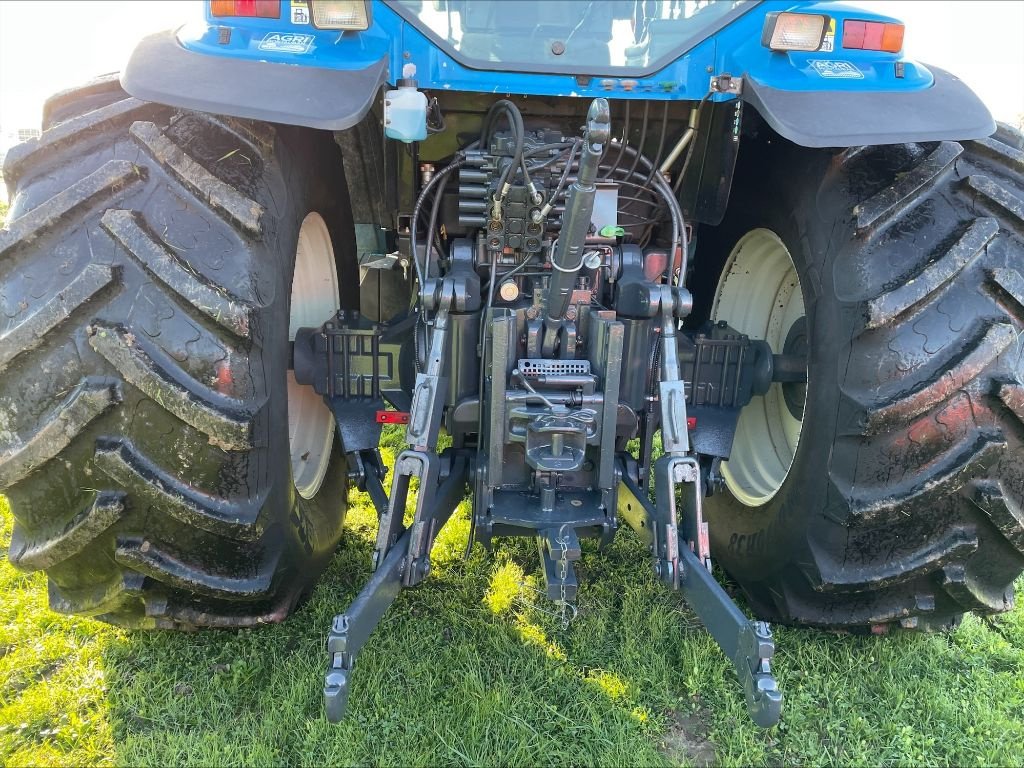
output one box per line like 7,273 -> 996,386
288,212 -> 339,499
711,228 -> 806,507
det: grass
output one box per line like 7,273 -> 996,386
1,427 -> 1023,766
1,204 -> 1023,766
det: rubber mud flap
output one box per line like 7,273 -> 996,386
743,65 -> 995,148
122,30 -> 387,131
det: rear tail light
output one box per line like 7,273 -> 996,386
311,1 -> 370,30
211,0 -> 280,18
843,20 -> 905,53
761,12 -> 828,52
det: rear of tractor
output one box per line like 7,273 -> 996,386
2,0 -> 1022,728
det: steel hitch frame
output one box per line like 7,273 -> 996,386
616,287 -> 783,728
304,108 -> 791,726
617,460 -> 783,728
321,271 -> 479,723
322,448 -> 472,722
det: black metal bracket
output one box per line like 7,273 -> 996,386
293,309 -> 414,421
346,448 -> 389,519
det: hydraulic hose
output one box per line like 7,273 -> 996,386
593,142 -> 687,280
411,155 -> 466,293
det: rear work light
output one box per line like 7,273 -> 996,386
210,0 -> 280,18
311,1 -> 370,30
761,12 -> 828,52
843,20 -> 905,53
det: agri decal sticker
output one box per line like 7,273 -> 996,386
808,60 -> 863,79
258,32 -> 315,53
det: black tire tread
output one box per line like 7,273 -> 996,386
3,98 -> 159,184
41,73 -> 124,131
859,321 -> 1015,434
808,524 -> 977,592
0,159 -> 145,256
99,209 -> 253,339
830,136 -> 1024,619
114,539 -> 277,601
9,492 -> 125,571
0,263 -> 119,373
853,140 -> 962,233
1,84 -> 348,630
965,174 -> 1024,228
0,380 -> 122,488
94,439 -> 267,541
129,120 -> 263,235
86,321 -> 255,451
864,217 -> 998,330
709,127 -> 1024,631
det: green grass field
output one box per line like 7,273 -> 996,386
1,426 -> 1023,766
1,201 -> 1023,766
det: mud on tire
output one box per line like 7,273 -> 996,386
0,83 -> 356,628
702,125 -> 1024,631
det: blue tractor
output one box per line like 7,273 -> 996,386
2,0 -> 1022,727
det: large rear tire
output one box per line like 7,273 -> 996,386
701,126 -> 1024,631
0,84 -> 356,628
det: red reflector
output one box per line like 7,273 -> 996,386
844,20 -> 866,48
211,0 -> 280,18
843,19 -> 904,53
687,416 -> 697,430
376,411 -> 410,425
864,22 -> 884,50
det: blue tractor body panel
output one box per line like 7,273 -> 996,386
178,1 -> 929,98
178,1 -> 937,97
122,0 -> 995,145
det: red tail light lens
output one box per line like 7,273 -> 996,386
211,0 -> 280,18
843,20 -> 905,53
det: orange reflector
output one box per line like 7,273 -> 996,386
843,20 -> 904,53
210,0 -> 280,18
761,12 -> 828,52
